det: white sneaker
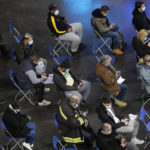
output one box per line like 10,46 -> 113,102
30,144 -> 34,148
23,142 -> 32,150
129,114 -> 138,120
38,100 -> 51,106
44,88 -> 51,92
131,138 -> 144,145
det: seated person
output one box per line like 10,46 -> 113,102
137,54 -> 150,94
96,123 -> 139,150
16,33 -> 37,64
96,55 -> 127,107
132,29 -> 150,59
16,55 -> 51,106
47,4 -> 85,54
96,97 -> 144,145
53,58 -> 91,105
57,95 -> 95,148
132,1 -> 150,32
92,5 -> 123,55
3,101 -> 36,150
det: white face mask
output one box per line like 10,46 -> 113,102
28,40 -> 33,45
103,13 -> 107,16
107,130 -> 112,135
73,103 -> 79,109
141,6 -> 146,12
54,10 -> 59,16
105,105 -> 111,109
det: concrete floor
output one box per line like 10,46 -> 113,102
1,0 -> 150,149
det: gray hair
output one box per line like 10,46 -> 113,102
100,55 -> 111,63
68,96 -> 77,103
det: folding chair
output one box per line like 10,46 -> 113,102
53,136 -> 77,150
96,147 -> 100,150
140,107 -> 150,149
9,24 -> 23,43
0,144 -> 5,150
11,49 -> 16,62
9,70 -> 34,106
54,112 -> 59,128
50,32 -> 72,57
1,116 -> 24,150
91,19 -> 113,56
49,45 -> 71,65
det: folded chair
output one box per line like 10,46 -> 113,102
140,107 -> 150,149
9,24 -> 23,43
9,70 -> 34,106
91,19 -> 113,56
50,32 -> 72,57
1,116 -> 24,150
49,45 -> 71,65
53,136 -> 77,150
11,49 -> 16,62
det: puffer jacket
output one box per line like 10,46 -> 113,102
92,8 -> 110,34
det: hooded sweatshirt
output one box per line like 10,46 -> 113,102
132,9 -> 150,31
92,8 -> 110,34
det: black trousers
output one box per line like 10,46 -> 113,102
34,83 -> 45,102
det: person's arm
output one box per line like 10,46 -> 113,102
139,67 -> 150,85
51,16 -> 68,34
25,70 -> 42,84
70,71 -> 81,83
54,74 -> 78,91
94,19 -> 110,33
15,45 -> 24,64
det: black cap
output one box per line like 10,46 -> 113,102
49,4 -> 57,11
60,59 -> 71,68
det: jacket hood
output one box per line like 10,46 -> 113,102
132,9 -> 142,16
137,63 -> 149,69
53,66 -> 60,73
92,8 -> 104,18
96,102 -> 106,114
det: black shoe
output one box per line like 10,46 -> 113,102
78,43 -> 86,51
81,100 -> 86,105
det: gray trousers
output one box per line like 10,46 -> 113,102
59,23 -> 82,52
116,119 -> 139,138
65,80 -> 91,101
125,142 -> 139,150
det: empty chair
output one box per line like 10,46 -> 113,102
9,24 -> 23,43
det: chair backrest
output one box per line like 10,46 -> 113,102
56,56 -> 71,65
49,45 -> 54,57
54,112 -> 59,128
1,117 -> 7,131
11,49 -> 16,61
140,107 -> 146,124
53,136 -> 59,150
9,70 -> 15,83
146,121 -> 150,132
96,147 -> 100,150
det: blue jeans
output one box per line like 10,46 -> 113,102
25,122 -> 36,145
116,84 -> 127,100
102,31 -> 120,49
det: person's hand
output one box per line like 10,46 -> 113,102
109,24 -> 115,29
148,42 -> 150,47
68,28 -> 73,32
121,119 -> 126,123
124,121 -> 128,126
77,85 -> 81,90
79,82 -> 84,87
121,143 -> 126,148
84,119 -> 88,126
27,116 -> 31,120
121,138 -> 126,144
42,76 -> 47,81
41,72 -> 47,76
83,112 -> 87,117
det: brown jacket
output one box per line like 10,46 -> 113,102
96,63 -> 120,95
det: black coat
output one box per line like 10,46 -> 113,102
96,103 -> 125,130
53,67 -> 81,92
56,100 -> 84,143
96,129 -> 124,150
15,42 -> 37,64
3,107 -> 31,138
132,9 -> 150,31
132,36 -> 150,58
47,12 -> 71,37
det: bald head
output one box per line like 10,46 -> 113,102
101,123 -> 112,135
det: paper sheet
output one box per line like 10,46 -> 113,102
42,74 -> 54,84
117,76 -> 125,84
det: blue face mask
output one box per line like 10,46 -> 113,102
64,69 -> 69,78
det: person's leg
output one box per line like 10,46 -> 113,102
131,120 -> 139,138
79,80 -> 91,101
70,23 -> 82,43
125,142 -> 139,150
34,83 -> 45,102
116,84 -> 128,100
25,122 -> 36,145
59,32 -> 80,52
65,91 -> 82,101
103,31 -> 120,49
